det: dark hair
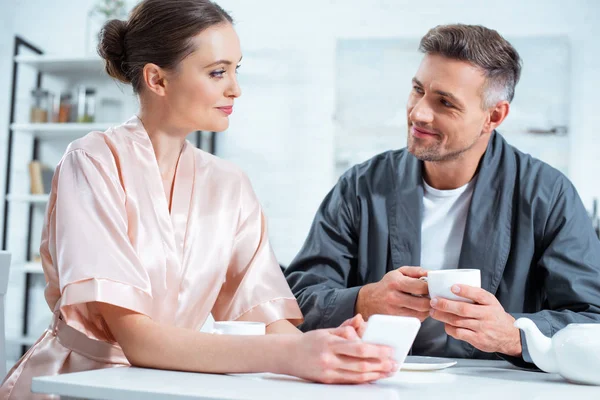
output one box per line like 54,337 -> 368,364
419,24 -> 522,107
97,0 -> 233,93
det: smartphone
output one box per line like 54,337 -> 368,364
361,314 -> 421,368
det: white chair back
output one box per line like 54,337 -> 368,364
0,251 -> 11,381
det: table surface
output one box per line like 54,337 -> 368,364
31,357 -> 600,400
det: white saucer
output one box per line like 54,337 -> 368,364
401,356 -> 457,371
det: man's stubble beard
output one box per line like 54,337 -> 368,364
406,130 -> 481,162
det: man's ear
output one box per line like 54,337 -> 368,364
141,63 -> 168,96
483,101 -> 510,134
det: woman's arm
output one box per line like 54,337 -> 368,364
266,319 -> 302,335
266,315 -> 369,337
94,302 -> 397,383
95,302 -> 289,374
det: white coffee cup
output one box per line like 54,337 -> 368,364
422,269 -> 481,303
211,321 -> 266,336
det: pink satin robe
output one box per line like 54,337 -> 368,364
1,116 -> 303,399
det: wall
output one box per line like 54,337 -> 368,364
220,0 -> 600,262
1,0 -> 599,366
1,0 -> 599,263
2,0 -> 598,265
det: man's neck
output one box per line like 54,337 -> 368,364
422,134 -> 491,190
423,157 -> 479,190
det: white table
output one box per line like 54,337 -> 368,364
31,358 -> 600,400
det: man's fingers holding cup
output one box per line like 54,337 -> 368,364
430,297 -> 486,319
395,275 -> 429,296
397,266 -> 428,279
429,309 -> 481,330
450,284 -> 496,305
396,292 -> 431,312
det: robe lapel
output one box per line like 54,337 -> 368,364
386,132 -> 515,289
448,131 -> 516,357
169,142 -> 195,264
387,152 -> 424,269
128,116 -> 193,272
457,131 -> 515,295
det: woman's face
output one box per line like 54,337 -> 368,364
161,23 -> 242,133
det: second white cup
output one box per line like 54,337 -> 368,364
423,269 -> 481,303
211,321 -> 266,336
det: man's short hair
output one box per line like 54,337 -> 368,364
419,24 -> 522,108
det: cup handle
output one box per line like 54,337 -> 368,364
419,277 -> 428,282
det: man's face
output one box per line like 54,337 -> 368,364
406,54 -> 492,162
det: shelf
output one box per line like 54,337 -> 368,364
11,122 -> 118,139
10,262 -> 44,275
12,261 -> 44,274
14,54 -> 106,77
6,335 -> 40,346
6,194 -> 49,204
5,41 -> 111,360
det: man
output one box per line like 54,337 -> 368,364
285,24 -> 600,367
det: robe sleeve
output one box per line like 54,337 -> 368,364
508,177 -> 600,367
211,173 -> 303,326
284,174 -> 361,331
45,149 -> 154,329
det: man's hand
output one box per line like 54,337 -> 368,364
356,266 -> 430,321
429,284 -> 522,356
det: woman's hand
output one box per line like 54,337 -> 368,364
333,314 -> 368,339
283,327 -> 396,384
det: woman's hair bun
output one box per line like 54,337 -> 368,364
97,19 -> 130,83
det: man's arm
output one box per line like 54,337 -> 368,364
512,178 -> 600,363
429,177 -> 600,368
285,175 -> 361,331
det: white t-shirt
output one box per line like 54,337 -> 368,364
412,177 -> 476,356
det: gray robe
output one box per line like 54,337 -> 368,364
285,131 -> 600,367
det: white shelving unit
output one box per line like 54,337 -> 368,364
5,194 -> 50,204
6,335 -> 40,347
14,54 -> 106,77
2,39 -> 138,364
12,261 -> 44,274
11,122 -> 121,139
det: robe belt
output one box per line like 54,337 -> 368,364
49,311 -> 129,365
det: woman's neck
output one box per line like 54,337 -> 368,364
138,103 -> 187,179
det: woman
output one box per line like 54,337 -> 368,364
1,1 -> 396,398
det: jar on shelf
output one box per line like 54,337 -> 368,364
77,86 -> 96,123
58,93 -> 73,123
30,88 -> 53,123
